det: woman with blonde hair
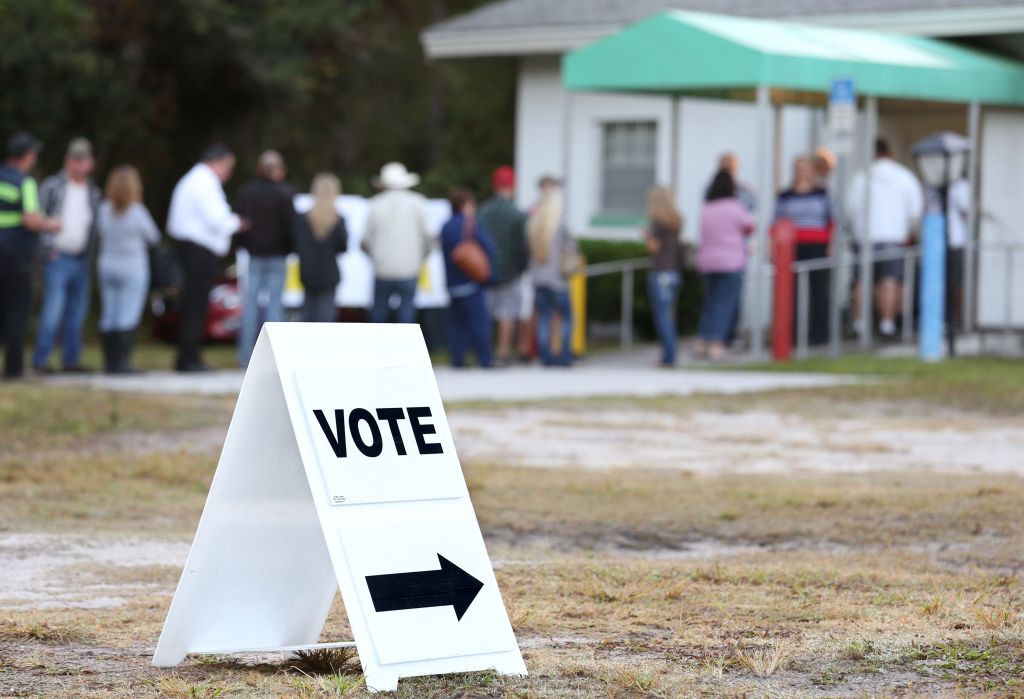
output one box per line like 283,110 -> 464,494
528,188 -> 577,366
96,165 -> 161,373
294,173 -> 348,322
644,186 -> 684,366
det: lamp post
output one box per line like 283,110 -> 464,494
910,132 -> 971,361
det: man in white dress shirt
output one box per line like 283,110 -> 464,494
167,144 -> 246,372
846,138 -> 924,337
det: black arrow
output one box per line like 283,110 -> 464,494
365,554 -> 484,621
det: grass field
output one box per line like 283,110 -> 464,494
0,358 -> 1022,697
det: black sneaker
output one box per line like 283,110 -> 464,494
33,365 -> 56,376
61,365 -> 94,374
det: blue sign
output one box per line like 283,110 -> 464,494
829,79 -> 855,105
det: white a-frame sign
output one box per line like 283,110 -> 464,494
153,323 -> 526,692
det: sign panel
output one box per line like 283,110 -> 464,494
153,324 -> 526,693
828,78 -> 856,155
295,368 -> 464,506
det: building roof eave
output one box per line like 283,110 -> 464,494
422,6 -> 1024,60
422,25 -> 619,59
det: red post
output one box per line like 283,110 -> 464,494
771,219 -> 796,362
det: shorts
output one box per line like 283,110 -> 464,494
852,243 -> 906,283
487,278 -> 523,321
518,273 -> 535,321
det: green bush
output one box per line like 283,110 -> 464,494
579,239 -> 702,340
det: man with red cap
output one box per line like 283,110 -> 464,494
478,165 -> 528,365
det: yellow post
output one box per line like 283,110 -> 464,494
570,266 -> 587,356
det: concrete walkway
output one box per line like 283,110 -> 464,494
44,360 -> 857,402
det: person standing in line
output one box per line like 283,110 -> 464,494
294,173 -> 348,323
774,156 -> 835,346
518,174 -> 562,362
946,173 -> 971,331
235,150 -> 295,367
478,166 -> 527,366
96,165 -> 161,374
813,146 -> 837,187
32,138 -> 102,374
0,133 -> 61,380
696,171 -> 755,361
441,188 -> 495,368
846,138 -> 923,338
528,188 -> 577,367
362,162 -> 433,324
716,153 -> 757,213
644,186 -> 684,367
166,144 -> 247,372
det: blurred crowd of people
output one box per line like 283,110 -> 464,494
0,130 -> 581,378
645,138 -> 967,365
0,127 -> 968,379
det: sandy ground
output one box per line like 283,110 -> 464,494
448,406 -> 1024,474
2,401 -> 1021,615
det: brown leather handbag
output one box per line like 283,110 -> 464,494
451,217 -> 491,283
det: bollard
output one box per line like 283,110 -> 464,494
919,212 -> 947,362
771,219 -> 796,361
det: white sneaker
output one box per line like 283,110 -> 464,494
879,319 -> 896,336
852,319 -> 866,336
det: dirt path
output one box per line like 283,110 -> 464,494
448,406 -> 1024,474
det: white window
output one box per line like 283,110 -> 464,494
600,121 -> 657,217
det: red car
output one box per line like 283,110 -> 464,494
151,276 -> 242,343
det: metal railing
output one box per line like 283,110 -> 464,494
584,238 -> 1023,357
584,257 -> 652,351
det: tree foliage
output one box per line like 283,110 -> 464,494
0,0 -> 514,214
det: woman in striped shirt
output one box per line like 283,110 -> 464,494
774,157 -> 834,346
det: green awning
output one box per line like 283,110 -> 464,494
563,10 -> 1024,107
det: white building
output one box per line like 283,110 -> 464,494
423,0 -> 1024,330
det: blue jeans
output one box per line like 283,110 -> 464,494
303,290 -> 336,322
33,253 -> 90,369
448,289 -> 492,368
647,270 -> 681,364
98,266 -> 149,332
698,271 -> 744,343
239,256 -> 287,367
535,286 -> 572,366
371,277 -> 418,324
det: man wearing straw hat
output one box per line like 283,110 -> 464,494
362,162 -> 433,324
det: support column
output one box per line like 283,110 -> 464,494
561,90 -> 576,228
670,95 -> 681,195
751,85 -> 774,358
965,101 -> 981,334
858,96 -> 878,350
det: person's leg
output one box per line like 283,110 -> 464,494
804,243 -> 830,345
1,243 -> 34,378
109,271 -> 148,373
465,291 -> 493,368
876,277 -> 899,331
447,297 -> 468,368
534,287 -> 554,365
370,278 -> 391,323
5,267 -> 33,378
556,289 -> 574,365
60,256 -> 90,368
33,256 -> 70,370
697,273 -> 719,343
176,243 -> 217,370
395,278 -> 418,324
98,269 -> 118,372
710,272 -> 744,359
648,272 -> 668,361
264,257 -> 287,324
517,274 -> 536,360
238,256 -> 267,367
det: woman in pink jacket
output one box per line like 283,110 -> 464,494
696,171 -> 755,360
